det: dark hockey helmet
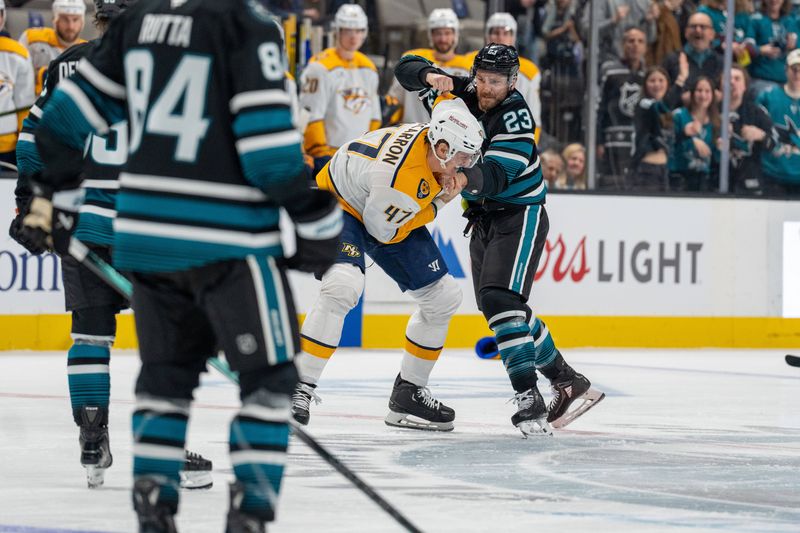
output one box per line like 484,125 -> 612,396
470,43 -> 520,87
94,0 -> 138,21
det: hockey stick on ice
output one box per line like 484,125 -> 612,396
69,238 -> 424,533
786,355 -> 800,367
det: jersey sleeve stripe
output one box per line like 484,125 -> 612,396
114,218 -> 283,248
57,79 -> 109,134
493,132 -> 535,142
492,140 -> 534,156
30,104 -> 43,118
77,58 -> 126,99
120,173 -> 269,202
233,109 -> 293,137
17,132 -> 35,143
236,130 -> 303,154
230,90 -> 292,114
485,150 -> 530,166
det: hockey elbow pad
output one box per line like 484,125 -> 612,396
285,189 -> 344,276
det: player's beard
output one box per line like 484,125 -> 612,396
433,41 -> 455,55
57,27 -> 80,44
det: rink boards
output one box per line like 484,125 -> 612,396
1,179 -> 800,349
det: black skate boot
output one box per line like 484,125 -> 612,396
290,381 -> 320,426
540,354 -> 605,429
385,374 -> 455,431
180,450 -> 213,490
510,385 -> 552,437
133,477 -> 178,533
226,481 -> 266,533
78,406 -> 112,488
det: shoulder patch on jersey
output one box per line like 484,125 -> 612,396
417,179 -> 431,199
0,36 -> 30,59
22,27 -> 59,47
245,0 -> 277,24
341,242 -> 361,257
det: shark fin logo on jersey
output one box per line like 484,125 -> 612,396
341,242 -> 361,258
340,88 -> 371,114
417,179 -> 430,199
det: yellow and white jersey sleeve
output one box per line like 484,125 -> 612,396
517,57 -> 542,142
300,48 -> 381,158
0,36 -> 35,152
317,123 -> 443,244
387,48 -> 472,124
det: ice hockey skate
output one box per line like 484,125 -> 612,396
226,481 -> 266,533
385,374 -> 455,431
291,381 -> 321,426
78,406 -> 112,488
180,450 -> 213,490
133,477 -> 177,533
545,357 -> 605,429
510,386 -> 552,437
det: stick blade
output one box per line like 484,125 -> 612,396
786,355 -> 800,367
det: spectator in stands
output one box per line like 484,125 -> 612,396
669,76 -> 720,191
541,0 -> 584,144
556,143 -> 588,190
597,26 -> 647,189
647,0 -> 683,66
744,0 -> 799,96
385,9 -> 470,125
18,0 -> 85,93
698,0 -> 726,49
630,66 -> 673,192
581,0 -> 659,65
0,0 -> 34,167
734,0 -> 755,66
663,12 -> 723,108
756,49 -> 800,196
540,148 -> 566,189
724,64 -> 775,195
466,12 -> 543,141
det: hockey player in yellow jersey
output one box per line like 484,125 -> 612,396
465,12 -> 542,142
0,0 -> 34,164
385,8 -> 472,125
300,3 -> 380,169
18,0 -> 86,93
292,100 -> 484,431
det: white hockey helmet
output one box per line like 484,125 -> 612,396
486,12 -> 517,40
428,8 -> 459,35
428,99 -> 484,168
53,0 -> 86,16
335,4 -> 368,33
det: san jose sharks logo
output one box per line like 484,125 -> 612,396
417,179 -> 430,199
773,114 -> 800,157
339,87 -> 371,114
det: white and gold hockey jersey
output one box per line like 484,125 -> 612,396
18,27 -> 86,93
316,122 -> 445,245
300,47 -> 381,159
465,50 -> 542,142
0,36 -> 34,153
386,48 -> 472,124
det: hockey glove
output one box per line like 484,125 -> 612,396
285,189 -> 343,276
9,198 -> 49,255
19,181 -> 83,256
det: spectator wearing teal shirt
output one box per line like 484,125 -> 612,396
698,0 -> 726,49
669,76 -> 720,191
745,0 -> 799,93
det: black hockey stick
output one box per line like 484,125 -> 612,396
69,238 -> 424,533
786,355 -> 800,367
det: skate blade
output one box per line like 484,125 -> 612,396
384,411 -> 454,432
551,388 -> 605,429
85,465 -> 107,489
180,470 -> 213,490
516,418 -> 553,438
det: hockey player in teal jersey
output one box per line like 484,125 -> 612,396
395,44 -> 605,436
18,0 -> 342,531
10,0 -> 214,492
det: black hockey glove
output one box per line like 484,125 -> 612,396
9,197 -> 49,255
285,189 -> 343,276
18,180 -> 83,256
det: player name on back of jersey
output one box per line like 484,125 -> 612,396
59,60 -> 79,82
138,14 -> 193,48
383,124 -> 425,165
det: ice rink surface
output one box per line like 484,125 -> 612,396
0,348 -> 798,533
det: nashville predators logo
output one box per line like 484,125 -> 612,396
341,242 -> 361,257
339,87 -> 371,114
417,179 -> 430,199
